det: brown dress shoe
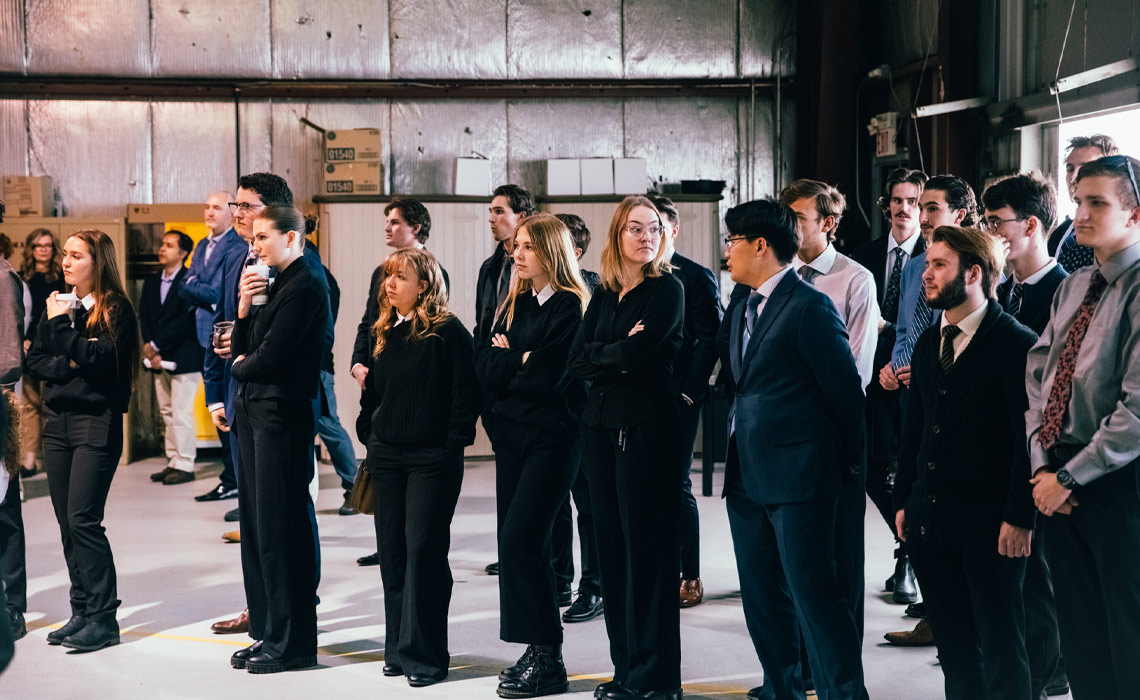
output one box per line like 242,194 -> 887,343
679,578 -> 704,608
150,466 -> 177,482
211,608 -> 249,634
884,617 -> 935,646
222,530 -> 240,543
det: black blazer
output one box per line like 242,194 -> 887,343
1047,217 -> 1071,257
850,233 -> 926,366
351,257 -> 450,369
231,259 -> 330,402
669,252 -> 723,402
894,300 -> 1038,545
995,264 -> 1068,336
473,243 -> 511,344
139,266 -> 203,375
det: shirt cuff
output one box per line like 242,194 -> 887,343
208,402 -> 225,413
1028,434 -> 1049,475
149,341 -> 160,353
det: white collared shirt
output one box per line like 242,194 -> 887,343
938,299 -> 988,362
750,265 -> 795,319
1015,258 -> 1059,286
80,293 -> 95,310
532,284 -> 555,306
886,230 -> 922,287
393,311 -> 412,327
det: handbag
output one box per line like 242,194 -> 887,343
347,459 -> 375,515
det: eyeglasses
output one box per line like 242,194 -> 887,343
1100,155 -> 1140,207
723,235 -> 750,247
32,243 -> 53,250
623,223 -> 664,238
980,217 -> 1023,232
229,201 -> 264,214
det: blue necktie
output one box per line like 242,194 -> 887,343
742,292 -> 764,354
1058,230 -> 1094,272
901,290 -> 934,366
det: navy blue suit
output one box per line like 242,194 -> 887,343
181,228 -> 245,348
718,268 -> 866,700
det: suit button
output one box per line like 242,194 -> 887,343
938,388 -> 948,396
927,461 -> 935,471
932,425 -> 941,434
928,495 -> 936,504
920,526 -> 927,536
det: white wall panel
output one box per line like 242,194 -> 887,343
0,99 -> 27,176
151,0 -> 270,77
390,0 -> 507,79
0,0 -> 25,73
272,0 -> 390,79
26,0 -> 150,76
623,0 -> 736,78
390,100 -> 507,194
506,100 -> 624,195
508,0 -> 621,79
151,102 -> 239,204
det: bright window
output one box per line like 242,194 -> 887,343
1057,106 -> 1140,221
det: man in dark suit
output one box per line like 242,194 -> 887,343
182,191 -> 246,502
894,225 -> 1037,700
1048,134 -> 1119,272
718,199 -> 866,700
850,167 -> 927,600
141,230 -> 205,486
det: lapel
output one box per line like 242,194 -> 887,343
739,269 -> 799,379
159,267 -> 186,312
729,299 -> 744,380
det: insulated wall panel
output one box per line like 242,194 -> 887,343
624,97 -> 738,197
272,0 -> 390,79
390,0 -> 507,79
741,0 -> 796,77
623,0 -> 736,78
390,100 -> 507,194
506,100 -> 624,194
26,0 -> 150,76
238,101 -> 274,178
151,0 -> 271,77
508,0 -> 621,79
28,100 -> 151,217
151,102 -> 238,204
0,0 -> 25,74
0,99 -> 27,177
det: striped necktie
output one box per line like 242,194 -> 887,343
1007,282 -> 1024,317
940,325 -> 961,373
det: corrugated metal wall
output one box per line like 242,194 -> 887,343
1,0 -> 796,217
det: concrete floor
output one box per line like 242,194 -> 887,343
2,455 -> 1067,699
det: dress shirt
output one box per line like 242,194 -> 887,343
1014,258 -> 1059,285
159,269 -> 177,304
393,310 -> 411,327
884,230 -> 922,297
80,293 -> 95,310
937,299 -> 987,362
532,284 -> 554,306
1025,240 -> 1140,483
794,245 -> 880,388
751,265 -> 794,321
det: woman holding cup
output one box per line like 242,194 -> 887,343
226,205 -> 329,674
25,228 -> 140,652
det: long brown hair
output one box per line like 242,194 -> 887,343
20,228 -> 62,282
66,229 -> 140,388
599,196 -> 673,292
371,248 -> 453,358
497,213 -> 589,330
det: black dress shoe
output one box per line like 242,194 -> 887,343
383,662 -> 403,676
557,588 -> 573,607
905,601 -> 927,618
231,640 -> 264,669
485,561 -> 500,575
338,495 -> 357,516
245,650 -> 317,673
407,671 -> 446,687
746,687 -> 762,700
603,688 -> 682,700
496,645 -> 567,698
357,552 -> 379,566
47,615 -> 88,645
563,593 -> 604,623
61,619 -> 119,652
892,550 -> 918,604
499,645 -> 538,681
595,680 -> 623,699
151,466 -> 177,482
224,507 -> 241,522
8,609 -> 26,641
196,483 -> 238,502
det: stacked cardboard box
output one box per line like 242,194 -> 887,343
2,175 -> 54,216
320,129 -> 383,196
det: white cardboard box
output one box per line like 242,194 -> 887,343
455,158 -> 491,196
546,159 -> 581,195
580,159 -> 615,195
2,175 -> 53,216
614,158 -> 647,194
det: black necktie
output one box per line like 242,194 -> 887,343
1007,282 -> 1024,317
883,249 -> 905,323
940,325 -> 961,373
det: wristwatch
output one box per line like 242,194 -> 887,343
1055,468 -> 1079,490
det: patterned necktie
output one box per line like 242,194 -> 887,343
882,249 -> 905,323
742,292 -> 765,354
1007,282 -> 1024,317
1057,230 -> 1094,273
800,266 -> 820,285
1038,270 -> 1109,449
902,289 -> 934,366
940,325 -> 961,373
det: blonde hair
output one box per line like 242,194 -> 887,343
599,196 -> 673,292
371,248 -> 453,357
496,213 -> 590,330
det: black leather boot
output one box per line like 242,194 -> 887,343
496,644 -> 568,698
61,619 -> 119,652
892,549 -> 918,604
47,615 -> 88,645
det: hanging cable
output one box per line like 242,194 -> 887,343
1054,0 -> 1080,125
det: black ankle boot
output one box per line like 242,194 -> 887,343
499,644 -> 538,681
496,644 -> 568,698
47,615 -> 88,645
60,619 -> 119,652
892,549 -> 918,604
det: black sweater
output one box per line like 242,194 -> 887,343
568,274 -> 684,429
23,271 -> 66,340
893,300 -> 1038,545
358,314 -> 481,451
995,264 -> 1068,336
474,289 -> 585,434
352,259 -> 450,370
230,258 -> 329,402
25,297 -> 138,414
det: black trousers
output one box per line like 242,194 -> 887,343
1043,464 -> 1140,700
217,426 -> 237,491
906,530 -> 1030,700
42,407 -> 122,622
235,395 -> 317,659
1023,526 -> 1063,698
676,398 -> 702,580
864,380 -> 902,537
550,455 -> 603,597
583,421 -> 681,692
371,441 -> 463,677
0,475 -> 26,615
495,418 -> 579,644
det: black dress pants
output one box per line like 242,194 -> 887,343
676,398 -> 702,580
495,418 -> 579,644
550,451 -> 603,598
583,421 -> 682,693
906,529 -> 1030,700
1042,464 -> 1140,700
1023,526 -> 1062,698
235,395 -> 317,660
371,441 -> 463,677
42,407 -> 122,622
0,475 -> 26,616
864,381 -> 902,537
